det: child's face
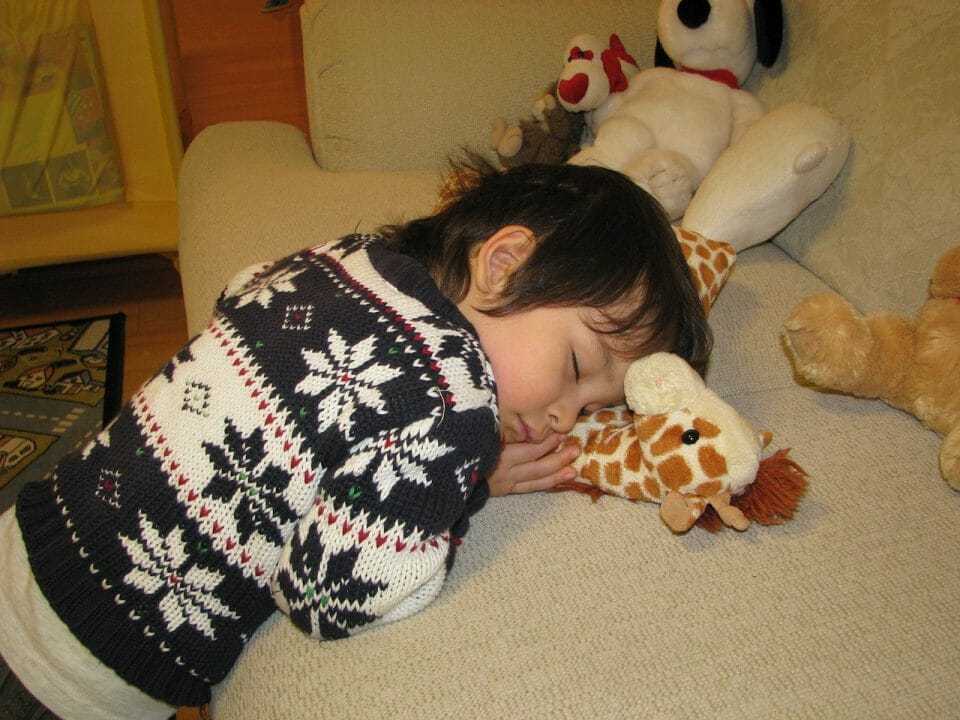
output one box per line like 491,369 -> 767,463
467,303 -> 631,444
458,225 -> 634,444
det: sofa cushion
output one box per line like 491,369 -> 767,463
212,243 -> 959,719
301,0 -> 960,318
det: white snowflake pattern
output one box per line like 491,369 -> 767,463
234,265 -> 304,310
120,512 -> 239,640
338,418 -> 453,500
296,331 -> 401,440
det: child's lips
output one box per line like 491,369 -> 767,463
519,418 -> 541,444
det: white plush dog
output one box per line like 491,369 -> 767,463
558,0 -> 850,252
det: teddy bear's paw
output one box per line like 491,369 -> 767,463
623,150 -> 695,220
783,292 -> 874,390
941,426 -> 960,491
532,90 -> 557,122
490,117 -> 508,149
929,245 -> 960,299
496,125 -> 524,159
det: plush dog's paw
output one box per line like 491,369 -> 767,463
783,292 -> 874,390
490,117 -> 508,150
623,150 -> 695,220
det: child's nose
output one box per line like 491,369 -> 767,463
549,400 -> 580,434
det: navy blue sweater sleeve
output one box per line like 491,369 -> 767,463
229,236 -> 502,638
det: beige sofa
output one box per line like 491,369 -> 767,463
176,2 -> 960,717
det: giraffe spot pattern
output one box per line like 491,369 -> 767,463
651,425 -> 683,457
643,475 -> 661,499
581,459 -> 601,486
585,426 -> 625,456
699,264 -> 716,290
635,415 -> 667,442
657,454 -> 692,491
713,252 -> 729,273
673,227 -> 736,313
693,418 -> 721,438
604,460 -> 622,486
695,480 -> 722,498
698,445 -> 728,479
594,409 -> 619,423
566,352 -> 751,516
624,436 -> 643,472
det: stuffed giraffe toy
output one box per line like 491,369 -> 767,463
557,353 -> 807,533
553,229 -> 806,534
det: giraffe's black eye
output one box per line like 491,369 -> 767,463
681,429 -> 700,445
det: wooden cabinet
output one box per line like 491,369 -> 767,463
0,0 -> 310,274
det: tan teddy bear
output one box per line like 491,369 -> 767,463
783,245 -> 960,490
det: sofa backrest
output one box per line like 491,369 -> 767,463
301,0 -> 960,317
753,0 -> 960,317
300,0 -> 656,172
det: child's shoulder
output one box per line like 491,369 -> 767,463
323,232 -> 381,257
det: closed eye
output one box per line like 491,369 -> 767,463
571,351 -> 581,382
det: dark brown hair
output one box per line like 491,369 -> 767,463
381,157 -> 712,373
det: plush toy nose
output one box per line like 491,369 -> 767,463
558,73 -> 589,105
677,0 -> 711,29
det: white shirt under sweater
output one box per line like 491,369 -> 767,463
6,235 -> 501,710
0,508 -> 173,719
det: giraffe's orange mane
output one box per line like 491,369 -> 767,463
697,449 -> 808,532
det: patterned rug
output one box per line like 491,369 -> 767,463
0,314 -> 124,512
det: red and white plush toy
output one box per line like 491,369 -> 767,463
557,0 -> 851,253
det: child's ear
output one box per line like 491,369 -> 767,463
476,226 -> 535,294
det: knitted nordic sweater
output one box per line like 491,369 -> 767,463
16,235 -> 501,707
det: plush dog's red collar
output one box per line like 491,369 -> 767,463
678,65 -> 740,90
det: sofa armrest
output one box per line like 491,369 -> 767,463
176,121 -> 441,335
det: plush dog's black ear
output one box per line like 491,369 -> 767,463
654,38 -> 675,68
754,0 -> 784,67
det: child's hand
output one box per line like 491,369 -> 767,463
487,433 -> 580,496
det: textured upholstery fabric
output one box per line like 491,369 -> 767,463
174,1 -> 960,716
299,0 -> 960,317
176,123 -> 440,333
209,247 -> 959,719
301,0 -> 656,172
759,1 -> 960,316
